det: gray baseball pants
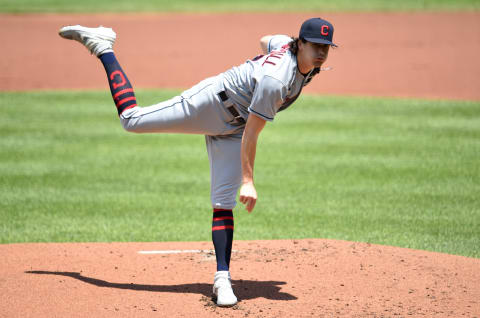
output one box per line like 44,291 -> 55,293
120,75 -> 245,210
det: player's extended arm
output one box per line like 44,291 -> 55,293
260,35 -> 273,54
239,114 -> 267,213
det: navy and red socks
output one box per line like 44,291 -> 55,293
212,209 -> 234,271
99,52 -> 137,116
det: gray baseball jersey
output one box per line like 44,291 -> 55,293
120,35 -> 316,209
222,35 -> 316,122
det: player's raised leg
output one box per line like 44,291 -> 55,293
59,25 -> 236,136
59,25 -> 137,116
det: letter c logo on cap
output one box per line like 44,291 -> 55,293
321,25 -> 329,36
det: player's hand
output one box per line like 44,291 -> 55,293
239,182 -> 257,213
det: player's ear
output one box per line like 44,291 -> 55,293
297,38 -> 306,52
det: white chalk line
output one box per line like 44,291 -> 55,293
138,249 -> 237,255
138,249 -> 213,255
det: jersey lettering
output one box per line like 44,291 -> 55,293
262,47 -> 288,67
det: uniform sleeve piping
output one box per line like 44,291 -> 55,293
247,107 -> 274,121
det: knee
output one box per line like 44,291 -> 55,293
119,108 -> 143,133
120,117 -> 140,133
211,187 -> 240,211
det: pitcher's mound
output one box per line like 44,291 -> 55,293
2,239 -> 479,317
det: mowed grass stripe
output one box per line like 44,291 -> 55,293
1,0 -> 480,13
0,91 -> 479,257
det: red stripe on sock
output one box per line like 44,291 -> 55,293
213,209 -> 233,213
213,217 -> 234,222
117,96 -> 137,106
113,88 -> 134,100
121,104 -> 137,112
212,225 -> 234,231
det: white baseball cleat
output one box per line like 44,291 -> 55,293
58,25 -> 116,57
213,271 -> 238,306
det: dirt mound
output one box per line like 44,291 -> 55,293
2,239 -> 479,317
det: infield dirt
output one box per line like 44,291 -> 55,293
3,240 -> 480,317
1,12 -> 480,317
1,12 -> 480,100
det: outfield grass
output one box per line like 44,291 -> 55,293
1,0 -> 479,13
0,91 -> 479,258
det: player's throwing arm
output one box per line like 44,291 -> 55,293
239,114 -> 266,213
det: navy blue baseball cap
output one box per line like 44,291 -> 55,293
299,18 -> 337,47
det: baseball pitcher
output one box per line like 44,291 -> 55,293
58,17 -> 336,306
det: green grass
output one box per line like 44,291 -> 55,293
0,91 -> 479,258
1,0 -> 479,13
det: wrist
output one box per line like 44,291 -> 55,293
242,179 -> 254,185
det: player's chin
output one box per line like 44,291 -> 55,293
313,59 -> 325,67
